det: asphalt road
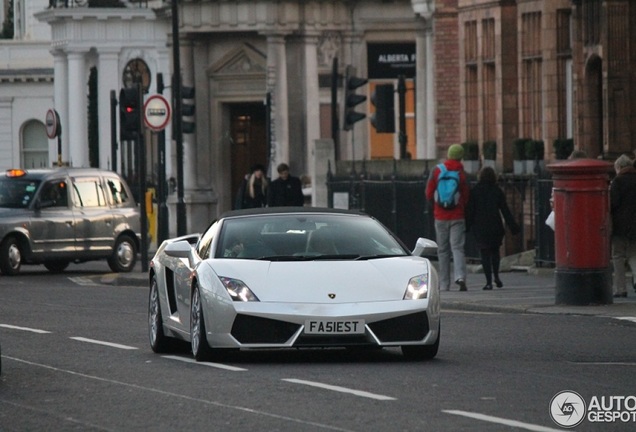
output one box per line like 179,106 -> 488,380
1,262 -> 635,431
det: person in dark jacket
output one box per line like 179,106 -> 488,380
610,154 -> 636,298
235,164 -> 268,209
466,166 -> 520,290
267,163 -> 304,207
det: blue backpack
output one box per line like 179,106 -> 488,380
434,164 -> 460,209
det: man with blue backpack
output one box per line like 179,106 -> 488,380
426,144 -> 471,291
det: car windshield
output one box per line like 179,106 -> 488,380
0,179 -> 41,208
216,213 -> 408,260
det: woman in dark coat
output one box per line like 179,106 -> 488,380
466,166 -> 520,290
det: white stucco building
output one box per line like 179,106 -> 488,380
2,0 -> 440,237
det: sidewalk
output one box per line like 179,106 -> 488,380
100,254 -> 636,322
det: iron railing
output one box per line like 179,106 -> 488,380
327,163 -> 555,266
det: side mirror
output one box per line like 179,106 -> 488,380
412,237 -> 438,257
164,240 -> 193,258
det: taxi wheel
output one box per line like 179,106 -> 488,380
191,283 -> 214,362
44,261 -> 70,273
107,234 -> 137,273
0,236 -> 23,276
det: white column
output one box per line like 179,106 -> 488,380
67,50 -> 89,167
97,49 -> 120,170
52,50 -> 68,166
179,38 -> 196,190
414,14 -> 436,160
265,32 -> 290,173
303,33 -> 321,206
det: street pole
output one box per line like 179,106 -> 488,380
331,57 -> 339,160
137,80 -> 149,273
110,90 -> 118,171
398,75 -> 407,159
171,0 -> 187,236
156,73 -> 169,244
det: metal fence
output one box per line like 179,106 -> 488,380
327,165 -> 555,266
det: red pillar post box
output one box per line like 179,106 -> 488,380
547,159 -> 613,305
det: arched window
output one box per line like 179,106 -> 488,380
22,120 -> 49,168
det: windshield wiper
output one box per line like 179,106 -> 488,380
257,254 -> 360,261
354,254 -> 402,260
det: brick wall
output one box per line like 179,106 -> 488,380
434,0 -> 460,158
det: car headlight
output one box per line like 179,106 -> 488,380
219,277 -> 260,302
403,274 -> 428,300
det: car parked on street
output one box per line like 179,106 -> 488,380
0,167 -> 141,275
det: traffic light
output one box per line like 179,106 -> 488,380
370,84 -> 395,133
119,87 -> 140,141
343,66 -> 367,131
181,85 -> 195,134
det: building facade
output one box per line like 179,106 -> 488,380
31,0 -> 453,235
3,0 -> 633,238
457,0 -> 635,166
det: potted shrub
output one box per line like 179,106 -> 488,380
482,140 -> 497,169
534,140 -> 545,172
461,141 -> 479,174
513,138 -> 531,174
554,138 -> 574,160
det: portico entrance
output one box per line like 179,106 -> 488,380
229,102 -> 267,208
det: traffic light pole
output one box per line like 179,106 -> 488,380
172,0 -> 187,237
398,75 -> 407,159
136,81 -> 149,273
331,57 -> 339,160
110,91 -> 117,171
156,73 -> 169,245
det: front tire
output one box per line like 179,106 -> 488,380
0,236 -> 23,276
191,283 -> 214,361
401,323 -> 440,361
108,234 -> 137,273
149,275 -> 173,353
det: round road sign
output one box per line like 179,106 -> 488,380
45,109 -> 60,139
144,94 -> 171,132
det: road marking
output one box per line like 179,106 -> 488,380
3,356 -> 354,432
282,378 -> 396,401
68,276 -> 99,286
70,337 -> 138,350
161,355 -> 247,371
611,316 -> 636,324
0,324 -> 51,334
443,410 -> 562,432
570,361 -> 636,366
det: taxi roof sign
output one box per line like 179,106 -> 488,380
6,169 -> 27,177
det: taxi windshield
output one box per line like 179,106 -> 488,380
0,179 -> 41,208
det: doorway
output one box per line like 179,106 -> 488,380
229,103 -> 267,208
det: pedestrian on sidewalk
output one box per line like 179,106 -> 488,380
466,166 -> 520,290
267,163 -> 305,207
426,144 -> 470,291
609,154 -> 636,298
235,164 -> 268,209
